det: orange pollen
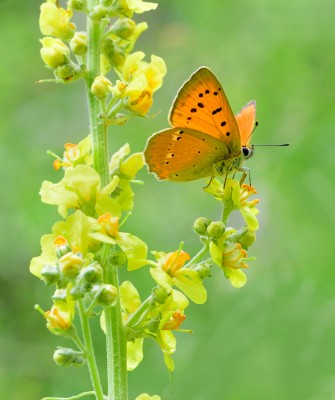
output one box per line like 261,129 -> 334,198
163,311 -> 186,330
64,143 -> 79,160
98,213 -> 119,237
54,236 -> 68,247
163,250 -> 190,276
45,307 -> 70,330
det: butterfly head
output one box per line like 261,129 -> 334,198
241,145 -> 254,160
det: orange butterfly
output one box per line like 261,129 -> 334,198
144,67 -> 256,182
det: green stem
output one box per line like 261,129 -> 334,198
85,5 -> 109,187
221,202 -> 232,224
126,296 -> 152,329
78,301 -> 105,400
104,264 -> 128,400
85,4 -> 127,399
184,245 -> 209,268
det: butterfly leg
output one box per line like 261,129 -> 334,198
236,167 -> 251,186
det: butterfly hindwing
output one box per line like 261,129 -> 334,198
144,127 -> 230,181
169,67 -> 241,156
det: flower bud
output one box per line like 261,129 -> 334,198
147,315 -> 161,333
151,286 -> 169,305
192,262 -> 212,279
193,217 -> 210,235
238,230 -> 256,249
70,285 -> 85,300
92,284 -> 118,306
109,251 -> 127,267
54,62 -> 85,82
81,263 -> 103,283
91,76 -> 113,99
109,18 -> 136,39
52,289 -> 67,301
70,32 -> 87,55
206,221 -> 225,239
40,37 -> 70,69
41,264 -> 60,285
89,5 -> 108,20
53,347 -> 86,367
102,38 -> 126,69
55,236 -> 71,258
68,0 -> 87,11
59,252 -> 83,279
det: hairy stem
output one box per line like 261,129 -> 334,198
78,301 -> 105,400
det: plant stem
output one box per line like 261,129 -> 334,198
85,5 -> 127,398
78,301 -> 105,400
104,264 -> 128,400
184,245 -> 209,268
85,4 -> 109,187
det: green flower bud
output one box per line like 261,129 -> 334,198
53,347 -> 86,367
68,0 -> 87,11
109,18 -> 136,39
93,284 -> 118,306
238,230 -> 256,249
147,315 -> 161,333
70,32 -> 87,55
109,251 -> 127,267
52,288 -> 67,301
192,262 -> 212,280
151,286 -> 169,305
54,62 -> 85,82
41,264 -> 60,285
206,221 -> 225,239
81,263 -> 103,283
89,5 -> 108,20
70,285 -> 85,300
102,38 -> 126,69
91,75 -> 113,99
59,252 -> 83,279
193,217 -> 211,235
56,244 -> 71,259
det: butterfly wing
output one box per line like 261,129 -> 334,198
144,127 -> 230,181
169,67 -> 241,156
235,100 -> 256,146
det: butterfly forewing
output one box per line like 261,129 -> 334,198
169,67 -> 241,156
144,127 -> 230,181
235,100 -> 256,146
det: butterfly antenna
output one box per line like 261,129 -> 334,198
243,121 -> 259,146
252,143 -> 290,147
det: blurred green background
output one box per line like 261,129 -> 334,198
1,0 -> 335,399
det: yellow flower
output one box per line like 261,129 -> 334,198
40,37 -> 70,69
39,0 -> 75,40
97,213 -> 119,238
118,51 -> 166,115
162,310 -> 186,331
222,242 -> 248,269
150,250 -> 207,304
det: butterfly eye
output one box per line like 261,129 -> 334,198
241,146 -> 253,159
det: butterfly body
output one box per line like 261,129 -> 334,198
144,67 -> 256,182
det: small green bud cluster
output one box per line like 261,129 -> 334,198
193,217 -> 226,240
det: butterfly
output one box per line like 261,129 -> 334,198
144,67 -> 256,182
